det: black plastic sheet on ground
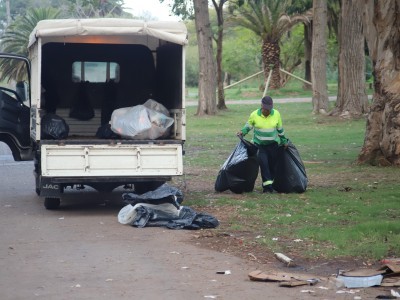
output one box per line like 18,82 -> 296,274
131,205 -> 219,230
215,137 -> 259,194
122,183 -> 183,209
119,183 -> 219,230
272,140 -> 308,193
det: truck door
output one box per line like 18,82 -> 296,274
0,54 -> 33,161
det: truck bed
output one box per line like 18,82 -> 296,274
52,108 -> 184,140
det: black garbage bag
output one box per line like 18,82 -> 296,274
272,140 -> 307,193
96,123 -> 120,139
122,183 -> 183,209
41,113 -> 69,139
215,137 -> 259,194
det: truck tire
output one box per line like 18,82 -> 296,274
44,197 -> 60,210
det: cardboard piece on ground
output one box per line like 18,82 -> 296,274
381,277 -> 400,287
248,270 -> 321,284
279,280 -> 309,287
378,264 -> 400,275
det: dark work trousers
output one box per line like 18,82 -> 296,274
257,142 -> 279,187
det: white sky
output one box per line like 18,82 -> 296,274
123,0 -> 180,21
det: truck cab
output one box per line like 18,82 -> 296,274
0,19 -> 187,209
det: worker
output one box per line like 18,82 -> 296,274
237,96 -> 288,193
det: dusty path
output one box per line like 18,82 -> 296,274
0,152 -> 323,300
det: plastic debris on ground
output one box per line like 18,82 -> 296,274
215,137 -> 259,194
118,183 -> 219,230
274,252 -> 297,267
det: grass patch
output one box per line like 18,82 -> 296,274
181,102 -> 400,261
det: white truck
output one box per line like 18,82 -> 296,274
0,19 -> 187,209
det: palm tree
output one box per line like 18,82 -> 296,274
230,0 -> 309,89
68,0 -> 125,18
0,7 -> 61,82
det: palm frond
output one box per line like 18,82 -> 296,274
0,7 -> 62,82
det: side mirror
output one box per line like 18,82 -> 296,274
16,81 -> 28,103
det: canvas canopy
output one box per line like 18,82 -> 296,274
28,18 -> 188,47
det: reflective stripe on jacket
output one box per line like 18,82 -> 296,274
241,108 -> 287,146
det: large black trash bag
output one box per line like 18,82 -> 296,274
122,183 -> 183,209
215,137 -> 259,194
272,140 -> 307,193
41,113 -> 69,139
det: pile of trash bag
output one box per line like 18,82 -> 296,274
118,183 -> 219,230
215,137 -> 259,194
272,140 -> 308,193
110,99 -> 174,139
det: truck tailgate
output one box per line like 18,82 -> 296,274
41,144 -> 183,177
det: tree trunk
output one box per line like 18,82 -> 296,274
6,0 -> 11,25
358,0 -> 400,166
194,0 -> 217,116
303,22 -> 312,90
212,0 -> 227,110
311,0 -> 329,114
332,0 -> 368,118
261,38 -> 281,90
223,72 -> 231,87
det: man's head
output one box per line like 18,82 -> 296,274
261,96 -> 273,116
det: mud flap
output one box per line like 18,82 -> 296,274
39,177 -> 62,197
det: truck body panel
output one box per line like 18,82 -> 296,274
41,143 -> 183,177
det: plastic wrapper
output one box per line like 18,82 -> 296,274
272,140 -> 308,193
110,99 -> 174,139
41,113 -> 69,139
215,137 -> 259,194
118,202 -> 181,226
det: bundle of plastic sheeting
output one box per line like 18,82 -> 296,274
117,204 -> 219,230
110,99 -> 174,139
118,202 -> 181,225
117,183 -> 219,229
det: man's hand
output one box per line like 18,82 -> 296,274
283,143 -> 289,149
237,131 -> 243,137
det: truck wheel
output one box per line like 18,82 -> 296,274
44,197 -> 60,210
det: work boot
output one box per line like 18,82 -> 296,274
262,184 -> 274,193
